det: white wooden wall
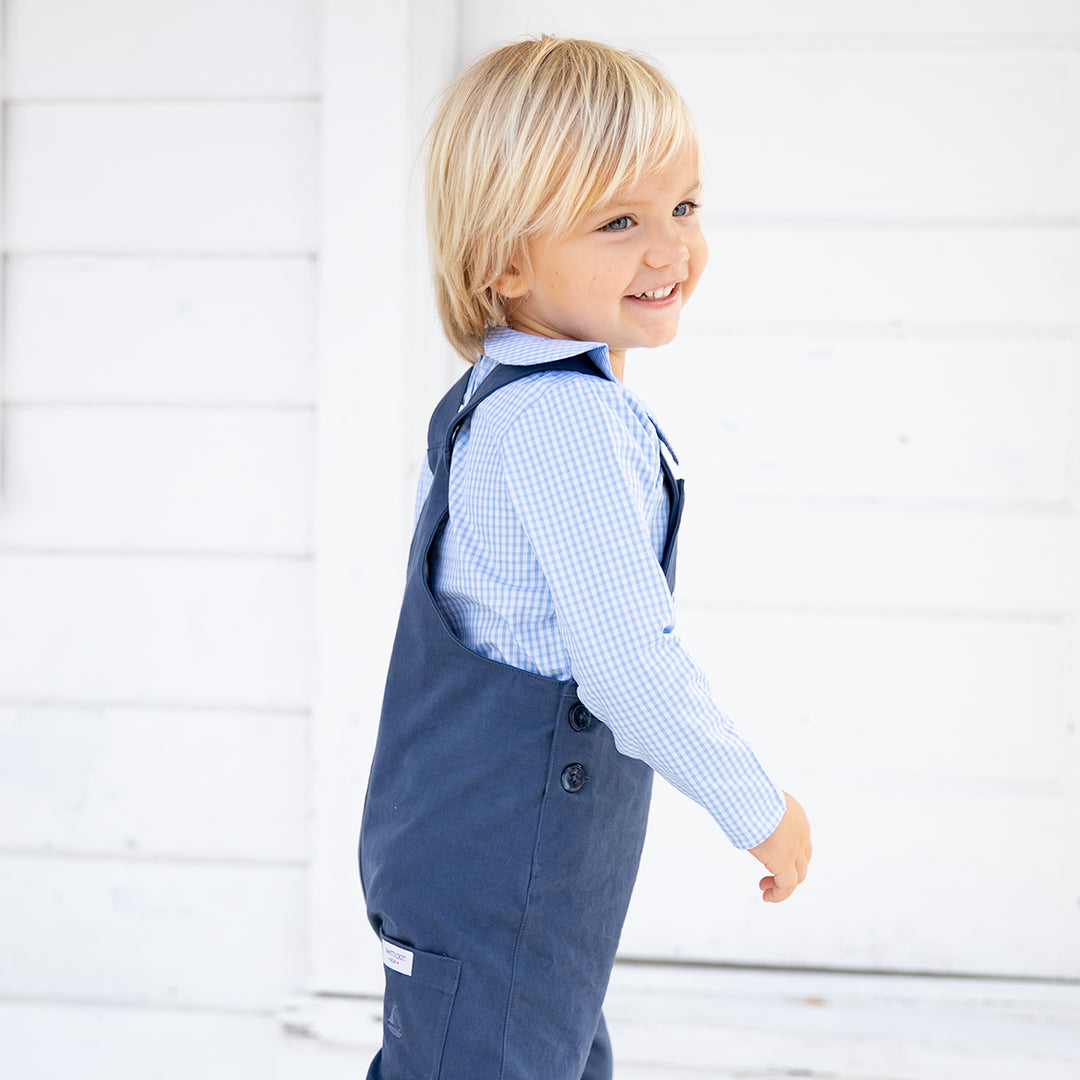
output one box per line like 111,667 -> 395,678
1,2 -> 1078,1078
0,0 -> 322,1073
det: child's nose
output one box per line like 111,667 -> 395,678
644,227 -> 690,269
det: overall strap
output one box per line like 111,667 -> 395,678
424,368 -> 474,475
427,355 -> 602,474
416,352 -> 685,592
658,451 -> 684,588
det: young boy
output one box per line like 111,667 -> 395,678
360,36 -> 811,1080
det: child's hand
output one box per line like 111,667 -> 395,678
747,792 -> 811,903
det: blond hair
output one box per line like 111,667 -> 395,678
426,36 -> 701,362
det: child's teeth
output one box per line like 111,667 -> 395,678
638,285 -> 674,299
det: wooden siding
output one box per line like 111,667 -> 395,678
0,1 -> 321,1069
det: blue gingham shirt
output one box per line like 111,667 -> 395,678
416,328 -> 785,848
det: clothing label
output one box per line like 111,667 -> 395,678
382,939 -> 414,977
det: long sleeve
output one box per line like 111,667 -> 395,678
496,375 -> 785,849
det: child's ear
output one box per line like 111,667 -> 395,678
494,264 -> 530,299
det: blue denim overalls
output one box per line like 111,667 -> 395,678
360,355 -> 684,1079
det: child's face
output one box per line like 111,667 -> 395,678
498,146 -> 706,376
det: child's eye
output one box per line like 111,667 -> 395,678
601,216 -> 634,232
672,201 -> 699,218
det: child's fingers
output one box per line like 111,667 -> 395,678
758,855 -> 807,902
758,873 -> 789,903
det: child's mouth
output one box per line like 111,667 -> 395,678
628,283 -> 679,303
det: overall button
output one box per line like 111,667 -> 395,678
561,763 -> 587,793
568,703 -> 593,731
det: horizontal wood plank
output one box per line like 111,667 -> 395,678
606,963 -> 1080,1080
634,335 -> 1076,505
682,225 -> 1080,330
463,0 -> 1080,45
674,503 -> 1078,614
0,704 -> 309,861
0,856 -> 306,1008
3,257 -> 316,404
4,103 -> 319,253
0,554 -> 312,708
0,1001 -> 283,1080
0,406 -> 314,553
668,50 -> 1080,219
5,0 -> 320,99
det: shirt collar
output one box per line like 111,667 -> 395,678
482,327 -> 617,381
474,327 -> 679,462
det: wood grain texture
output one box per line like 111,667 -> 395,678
3,257 -> 316,405
4,103 -> 319,253
5,0 -> 320,99
0,554 -> 312,707
0,856 -> 306,1008
0,704 -> 309,861
463,0 -> 1080,44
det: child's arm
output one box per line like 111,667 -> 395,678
498,377 -> 790,852
748,791 -> 812,903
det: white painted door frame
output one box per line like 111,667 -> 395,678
308,0 -> 460,996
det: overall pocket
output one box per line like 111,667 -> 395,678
379,935 -> 462,1080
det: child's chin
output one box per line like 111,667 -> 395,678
638,326 -> 681,349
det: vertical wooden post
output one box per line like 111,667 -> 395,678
0,0 -> 7,500
308,0 -> 459,995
